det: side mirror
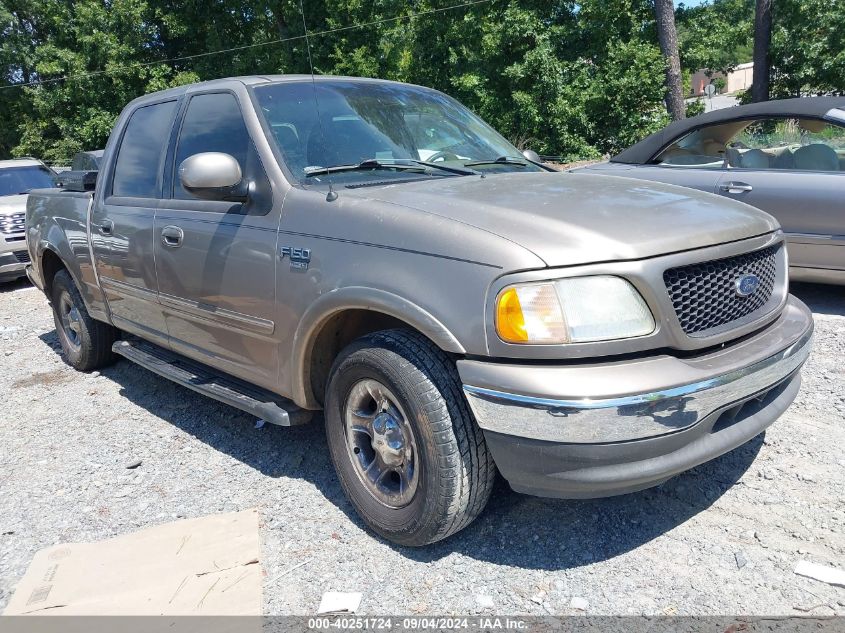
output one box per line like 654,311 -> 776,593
522,149 -> 542,164
178,152 -> 248,202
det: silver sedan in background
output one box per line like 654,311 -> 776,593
578,97 -> 845,285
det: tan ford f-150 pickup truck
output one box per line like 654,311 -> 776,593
26,76 -> 814,546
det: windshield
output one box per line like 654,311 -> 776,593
0,165 -> 55,196
254,80 -> 543,185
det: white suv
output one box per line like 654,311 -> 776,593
0,159 -> 55,282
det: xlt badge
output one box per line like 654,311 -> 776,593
280,246 -> 311,271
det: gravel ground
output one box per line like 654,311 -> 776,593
0,279 -> 843,616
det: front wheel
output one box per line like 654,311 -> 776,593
324,329 -> 496,546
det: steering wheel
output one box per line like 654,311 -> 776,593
425,150 -> 461,163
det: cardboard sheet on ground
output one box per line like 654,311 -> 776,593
4,508 -> 261,616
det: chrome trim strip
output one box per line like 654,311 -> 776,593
100,276 -> 275,335
99,276 -> 158,301
785,231 -> 845,246
789,266 -> 845,284
159,292 -> 275,336
464,327 -> 813,444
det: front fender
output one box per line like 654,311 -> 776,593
290,286 -> 466,407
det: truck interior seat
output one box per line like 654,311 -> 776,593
738,149 -> 770,169
726,147 -> 770,169
272,125 -> 305,170
701,140 -> 725,157
771,148 -> 795,170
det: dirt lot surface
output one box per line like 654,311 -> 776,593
1,279 -> 843,616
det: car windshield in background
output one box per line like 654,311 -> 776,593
0,166 -> 55,196
254,80 -> 542,185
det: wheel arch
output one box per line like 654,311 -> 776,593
38,243 -> 70,298
34,219 -> 110,322
292,287 -> 466,409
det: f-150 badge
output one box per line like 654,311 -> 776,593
280,246 -> 311,271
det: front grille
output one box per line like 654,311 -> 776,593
664,245 -> 779,335
0,212 -> 25,235
13,250 -> 30,264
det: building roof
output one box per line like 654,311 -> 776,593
612,96 -> 845,164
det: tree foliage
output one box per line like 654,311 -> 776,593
0,0 -> 672,163
677,0 -> 845,101
676,0 -> 754,75
770,0 -> 845,98
0,0 -> 841,164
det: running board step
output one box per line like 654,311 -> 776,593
112,339 -> 312,426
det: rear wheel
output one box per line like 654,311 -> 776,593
51,270 -> 117,371
324,329 -> 496,546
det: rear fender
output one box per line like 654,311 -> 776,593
31,210 -> 110,322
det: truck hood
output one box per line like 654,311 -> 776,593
0,194 -> 27,216
354,172 -> 778,267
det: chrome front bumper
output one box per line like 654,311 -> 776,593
460,296 -> 813,444
0,255 -> 28,280
0,231 -> 29,280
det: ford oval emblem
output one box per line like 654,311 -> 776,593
735,274 -> 760,297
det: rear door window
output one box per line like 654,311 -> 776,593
111,100 -> 178,198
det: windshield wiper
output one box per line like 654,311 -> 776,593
403,159 -> 481,176
464,156 -> 529,167
304,158 -> 480,178
304,159 -> 429,178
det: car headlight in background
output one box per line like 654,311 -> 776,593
495,276 -> 655,344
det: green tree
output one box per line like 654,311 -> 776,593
0,0 -> 676,162
8,0 -> 200,162
770,0 -> 845,98
677,0 -> 754,74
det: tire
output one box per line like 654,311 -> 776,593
50,269 -> 117,371
324,329 -> 496,546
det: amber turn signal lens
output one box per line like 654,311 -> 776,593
496,287 -> 528,343
495,283 -> 569,344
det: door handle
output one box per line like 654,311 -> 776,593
97,219 -> 114,235
720,181 -> 753,194
161,225 -> 184,248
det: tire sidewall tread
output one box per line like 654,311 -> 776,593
324,329 -> 495,546
50,270 -> 117,371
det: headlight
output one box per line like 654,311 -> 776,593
495,276 -> 655,344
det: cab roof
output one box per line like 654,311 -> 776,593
128,74 -> 414,105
